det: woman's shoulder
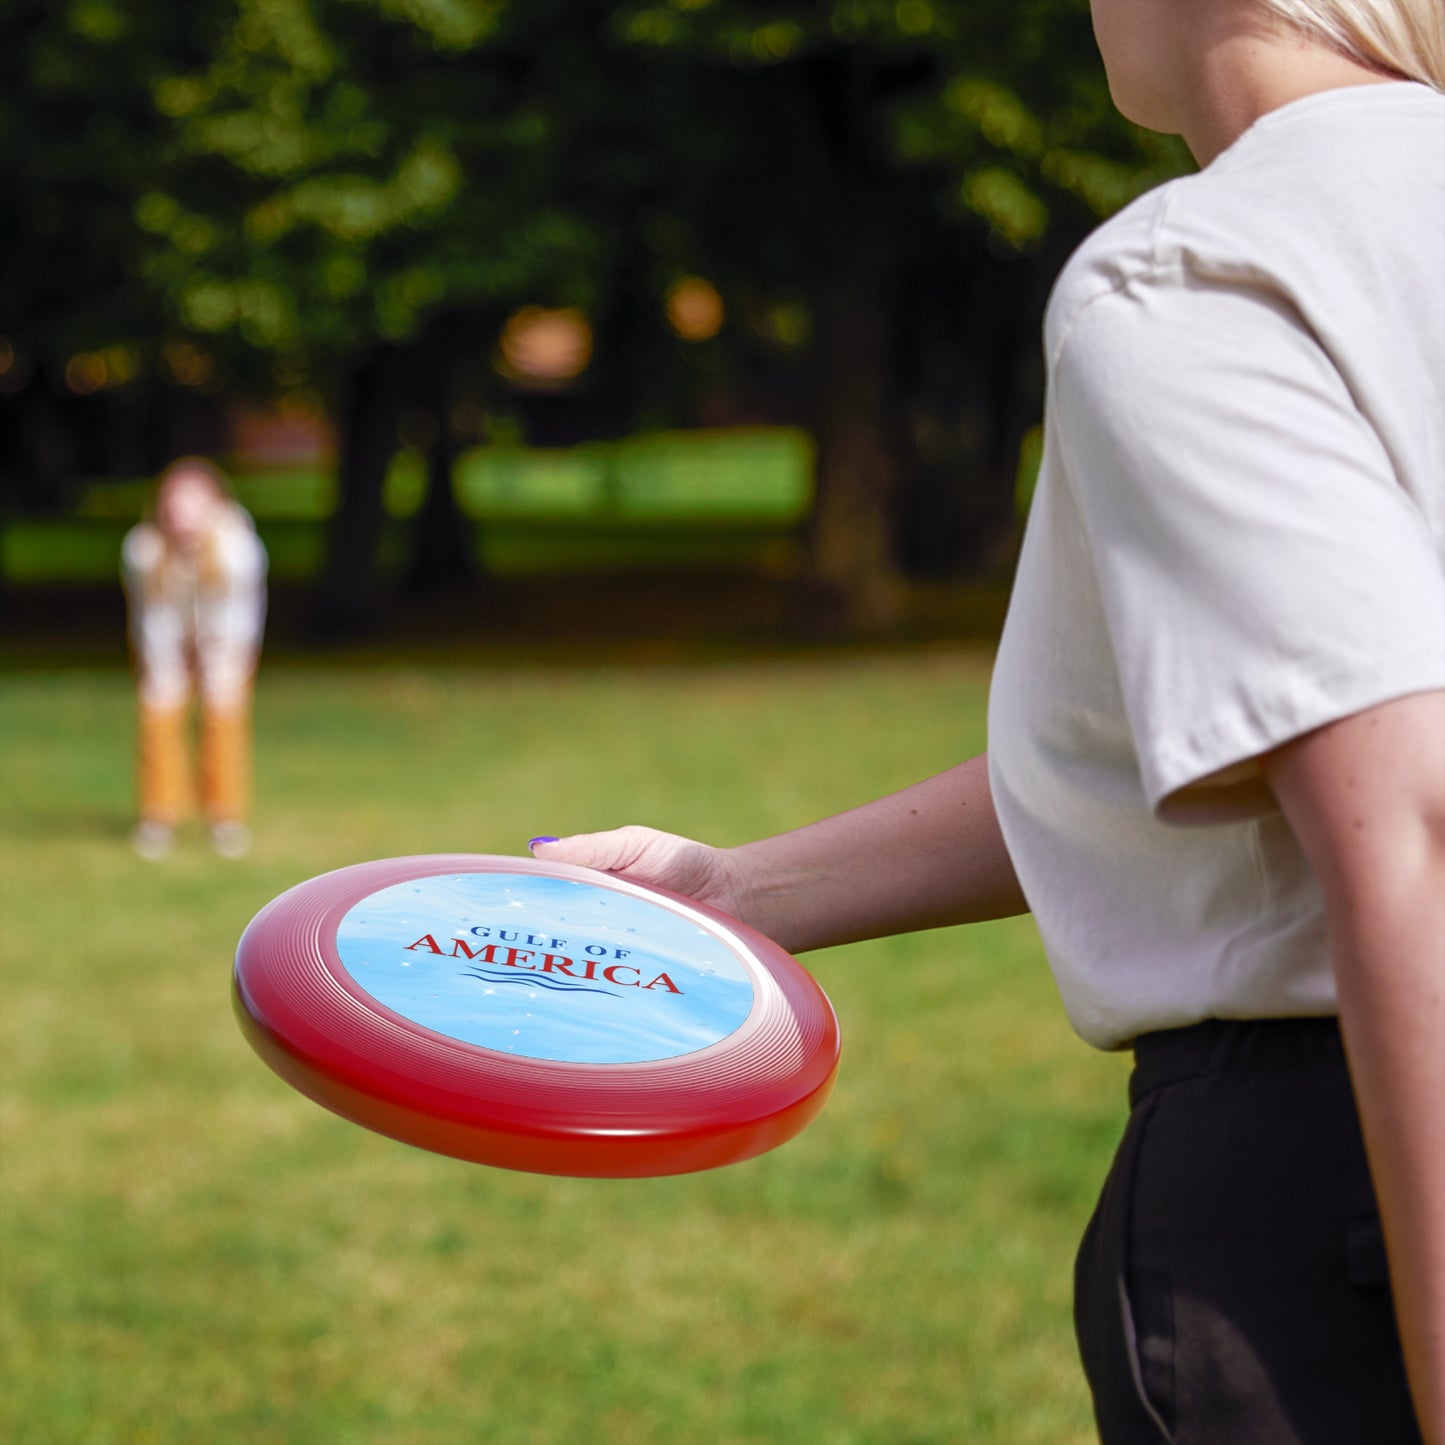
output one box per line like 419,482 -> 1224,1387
1045,83 -> 1445,367
1043,182 -> 1184,363
212,503 -> 268,574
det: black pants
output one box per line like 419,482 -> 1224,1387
1074,1018 -> 1422,1445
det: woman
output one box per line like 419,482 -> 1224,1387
530,2 -> 1444,1440
122,457 -> 267,859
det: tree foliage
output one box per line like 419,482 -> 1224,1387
2,0 -> 1191,627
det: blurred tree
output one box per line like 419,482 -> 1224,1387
124,0 -> 614,633
606,0 -> 1190,626
0,0 -> 214,509
2,0 -> 1189,632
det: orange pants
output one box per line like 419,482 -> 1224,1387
137,692 -> 252,826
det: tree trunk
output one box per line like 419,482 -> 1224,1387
313,345 -> 404,641
6,381 -> 81,513
404,355 -> 476,596
780,57 -> 908,635
406,310 -> 493,592
805,271 -> 905,632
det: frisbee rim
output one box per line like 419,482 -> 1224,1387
233,853 -> 840,1176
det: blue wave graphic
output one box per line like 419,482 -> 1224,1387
334,873 -> 754,1063
461,967 -> 614,999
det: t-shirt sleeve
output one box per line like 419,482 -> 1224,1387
1052,272 -> 1445,822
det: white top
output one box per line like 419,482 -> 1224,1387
122,502 -> 268,709
988,83 -> 1445,1050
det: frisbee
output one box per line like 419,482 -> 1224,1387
233,854 -> 840,1177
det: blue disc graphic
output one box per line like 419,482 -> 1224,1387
334,873 -> 756,1064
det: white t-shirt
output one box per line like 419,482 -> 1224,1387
122,502 -> 268,709
988,82 -> 1445,1050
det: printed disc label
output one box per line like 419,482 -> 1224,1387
334,873 -> 755,1064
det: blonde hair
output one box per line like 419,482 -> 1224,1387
150,456 -> 238,593
1257,0 -> 1445,89
155,455 -> 233,506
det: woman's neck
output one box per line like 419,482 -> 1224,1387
1178,9 -> 1401,166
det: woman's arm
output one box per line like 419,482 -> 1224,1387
532,752 -> 1028,954
1263,690 -> 1445,1445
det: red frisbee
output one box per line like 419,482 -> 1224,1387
233,854 -> 840,1177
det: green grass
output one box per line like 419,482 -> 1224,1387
0,654 -> 1127,1444
0,515 -> 805,584
2,429 -> 815,585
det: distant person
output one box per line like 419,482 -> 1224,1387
531,2 -> 1444,1442
122,457 -> 267,859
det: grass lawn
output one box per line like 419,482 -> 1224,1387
0,652 -> 1127,1444
0,429 -> 816,585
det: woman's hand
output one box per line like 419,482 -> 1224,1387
529,753 -> 1027,955
530,827 -> 754,922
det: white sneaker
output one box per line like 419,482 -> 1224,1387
210,821 -> 252,859
132,820 -> 174,861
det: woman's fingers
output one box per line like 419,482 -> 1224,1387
529,827 -> 738,912
531,826 -> 687,878
531,826 -> 661,874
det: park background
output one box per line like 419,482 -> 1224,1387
2,2 -> 1192,1440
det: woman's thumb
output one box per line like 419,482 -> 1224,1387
528,829 -> 639,874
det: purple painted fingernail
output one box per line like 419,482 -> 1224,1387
528,836 -> 559,850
